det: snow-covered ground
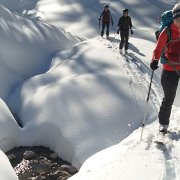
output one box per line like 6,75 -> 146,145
0,0 -> 180,179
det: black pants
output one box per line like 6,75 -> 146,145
119,31 -> 129,50
101,22 -> 110,37
159,70 -> 179,125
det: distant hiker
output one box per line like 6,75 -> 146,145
99,5 -> 113,39
150,3 -> 180,134
117,8 -> 133,53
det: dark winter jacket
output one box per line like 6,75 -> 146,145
99,10 -> 113,24
117,16 -> 132,31
152,23 -> 180,71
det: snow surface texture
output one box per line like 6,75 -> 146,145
0,0 -> 180,179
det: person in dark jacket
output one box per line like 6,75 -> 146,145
150,3 -> 180,134
117,9 -> 133,52
99,5 -> 113,39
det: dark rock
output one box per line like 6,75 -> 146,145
50,152 -> 58,159
37,175 -> 46,180
57,172 -> 72,180
51,170 -> 61,178
7,154 -> 16,161
6,146 -> 78,180
60,164 -> 78,175
23,151 -> 37,160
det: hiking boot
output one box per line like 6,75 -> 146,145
159,124 -> 168,134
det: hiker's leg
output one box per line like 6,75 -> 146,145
101,23 -> 105,37
106,23 -> 110,37
124,31 -> 129,50
159,70 -> 179,125
120,31 -> 125,49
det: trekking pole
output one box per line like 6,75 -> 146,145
98,20 -> 101,36
112,24 -> 115,32
140,70 -> 154,141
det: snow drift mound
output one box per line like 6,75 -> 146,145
0,150 -> 18,180
0,99 -> 21,152
0,4 -> 78,100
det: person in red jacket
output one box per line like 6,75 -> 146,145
150,3 -> 180,134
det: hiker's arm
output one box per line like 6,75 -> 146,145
152,30 -> 168,61
129,17 -> 132,29
116,18 -> 120,32
99,11 -> 103,20
117,18 -> 122,30
110,12 -> 113,25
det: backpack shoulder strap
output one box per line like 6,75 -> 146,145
160,26 -> 171,63
165,26 -> 171,46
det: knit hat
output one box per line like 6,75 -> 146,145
104,5 -> 109,8
123,8 -> 128,13
172,3 -> 180,19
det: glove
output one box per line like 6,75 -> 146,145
131,29 -> 133,35
117,30 -> 119,34
98,18 -> 101,21
150,60 -> 159,70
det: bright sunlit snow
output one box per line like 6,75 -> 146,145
0,0 -> 180,180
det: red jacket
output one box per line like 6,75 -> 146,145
152,23 -> 180,71
100,10 -> 113,24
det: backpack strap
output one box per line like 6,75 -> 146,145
165,26 -> 171,46
160,26 -> 171,63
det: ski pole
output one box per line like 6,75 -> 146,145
112,24 -> 115,32
99,20 -> 101,36
140,70 -> 154,141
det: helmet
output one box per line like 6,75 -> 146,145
123,8 -> 129,13
104,4 -> 109,8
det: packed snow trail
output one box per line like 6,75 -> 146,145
101,36 -> 163,112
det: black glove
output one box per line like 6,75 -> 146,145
117,30 -> 119,34
131,29 -> 133,35
150,60 -> 159,70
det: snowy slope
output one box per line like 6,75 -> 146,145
1,0 -> 179,39
0,0 -> 180,180
23,0 -> 180,39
